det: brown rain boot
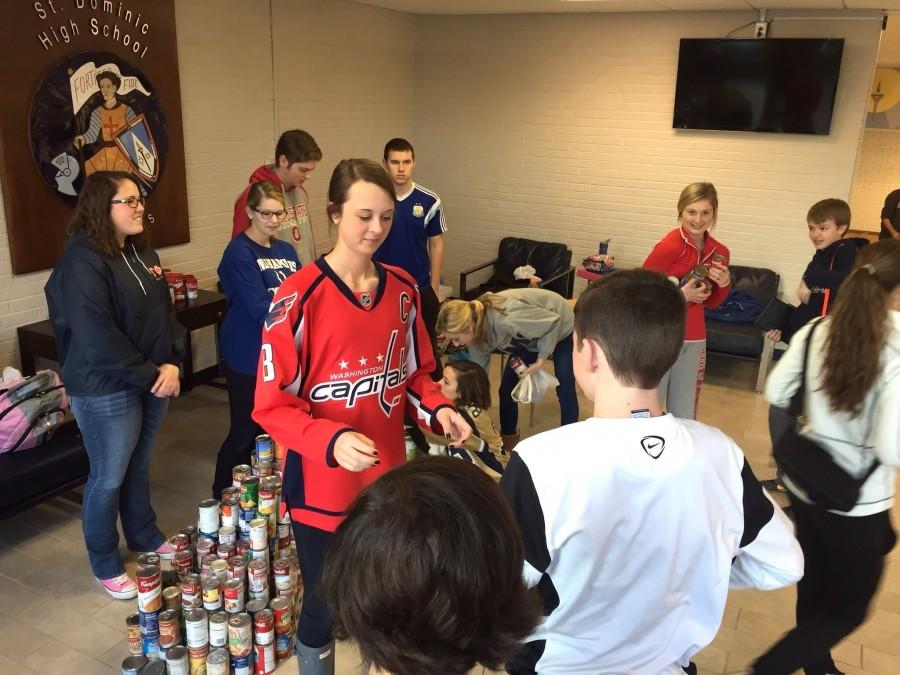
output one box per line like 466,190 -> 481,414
501,431 -> 520,453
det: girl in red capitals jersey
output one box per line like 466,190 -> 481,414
253,158 -> 471,675
644,182 -> 731,420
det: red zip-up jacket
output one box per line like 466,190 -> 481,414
252,258 -> 453,532
643,227 -> 731,341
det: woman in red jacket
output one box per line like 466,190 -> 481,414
643,182 -> 731,419
252,158 -> 470,675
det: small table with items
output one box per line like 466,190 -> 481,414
17,289 -> 228,391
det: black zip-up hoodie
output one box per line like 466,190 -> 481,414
785,236 -> 869,342
44,231 -> 187,395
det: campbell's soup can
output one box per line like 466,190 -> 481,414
136,565 -> 162,613
169,533 -> 190,553
217,543 -> 236,561
181,573 -> 203,609
174,550 -> 194,580
184,274 -> 199,301
254,640 -> 276,674
253,608 -> 274,645
272,559 -> 291,593
224,578 -> 245,613
247,560 -> 267,592
258,481 -> 276,517
170,272 -> 185,302
228,555 -> 248,582
202,577 -> 223,611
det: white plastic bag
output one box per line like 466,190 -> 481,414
511,369 -> 559,404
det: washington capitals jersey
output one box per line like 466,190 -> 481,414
252,258 -> 452,532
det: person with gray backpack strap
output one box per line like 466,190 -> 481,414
0,369 -> 68,453
749,240 -> 900,675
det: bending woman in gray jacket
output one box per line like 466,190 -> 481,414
437,288 -> 578,450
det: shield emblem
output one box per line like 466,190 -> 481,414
114,113 -> 160,183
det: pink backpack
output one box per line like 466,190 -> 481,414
0,370 -> 68,453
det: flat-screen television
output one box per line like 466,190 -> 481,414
673,38 -> 844,135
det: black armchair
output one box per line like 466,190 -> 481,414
459,237 -> 575,300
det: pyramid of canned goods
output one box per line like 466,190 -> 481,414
122,435 -> 302,675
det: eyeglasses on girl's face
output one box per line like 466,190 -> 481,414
110,196 -> 145,209
252,208 -> 286,221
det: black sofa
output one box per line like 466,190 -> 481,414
0,421 -> 87,517
705,264 -> 780,392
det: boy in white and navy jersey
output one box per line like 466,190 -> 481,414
375,138 -> 447,378
500,269 -> 804,675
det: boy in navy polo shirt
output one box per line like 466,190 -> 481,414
375,138 -> 447,378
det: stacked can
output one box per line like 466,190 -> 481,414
228,613 -> 253,674
185,607 -> 209,674
122,453 -> 304,672
165,645 -> 189,675
136,564 -> 162,659
253,608 -> 276,674
270,596 -> 294,662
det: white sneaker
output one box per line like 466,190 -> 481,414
96,572 -> 138,600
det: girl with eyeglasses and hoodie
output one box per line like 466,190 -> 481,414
212,181 -> 300,497
45,171 -> 186,600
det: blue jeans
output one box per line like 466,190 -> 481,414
498,333 -> 578,435
70,390 -> 169,579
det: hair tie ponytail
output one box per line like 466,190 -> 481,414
861,263 -> 876,277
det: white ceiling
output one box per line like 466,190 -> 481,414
353,0 -> 900,14
353,0 -> 900,64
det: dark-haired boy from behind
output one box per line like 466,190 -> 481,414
500,269 -> 804,675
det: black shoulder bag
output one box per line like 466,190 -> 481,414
772,319 -> 880,512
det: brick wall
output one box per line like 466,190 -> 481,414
412,11 -> 882,299
271,0 -> 416,255
850,128 -> 900,235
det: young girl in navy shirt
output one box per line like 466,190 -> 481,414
212,181 -> 299,497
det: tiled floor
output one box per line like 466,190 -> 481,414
0,354 -> 897,674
